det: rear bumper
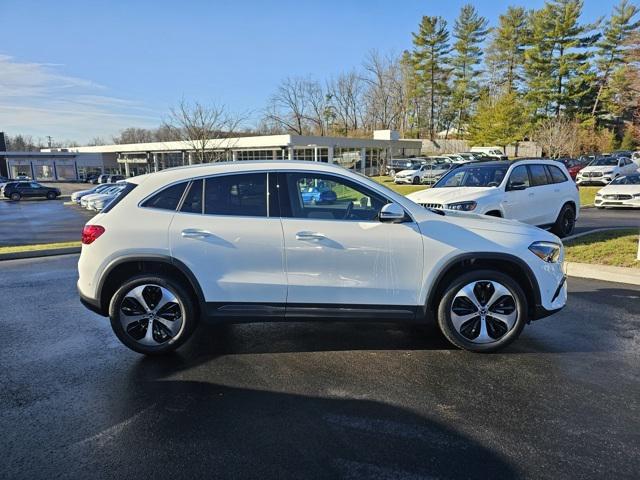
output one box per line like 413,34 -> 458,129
78,285 -> 107,317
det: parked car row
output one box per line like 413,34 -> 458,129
86,174 -> 126,184
72,182 -> 127,211
387,150 -> 506,180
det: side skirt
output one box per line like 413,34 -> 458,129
203,302 -> 422,323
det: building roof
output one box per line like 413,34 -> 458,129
68,134 -> 422,154
0,151 -> 79,158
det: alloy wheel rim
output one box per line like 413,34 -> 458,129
119,284 -> 185,346
450,280 -> 518,344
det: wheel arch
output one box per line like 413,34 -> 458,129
96,255 -> 205,316
422,252 -> 541,322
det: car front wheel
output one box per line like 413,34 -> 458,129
46,191 -> 56,200
412,176 -> 420,185
109,275 -> 198,355
437,270 -> 527,352
10,192 -> 21,201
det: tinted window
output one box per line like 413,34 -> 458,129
282,172 -> 388,221
547,165 -> 568,183
204,173 -> 267,217
180,179 -> 203,214
529,165 -> 549,186
507,166 -> 530,189
142,182 -> 187,211
434,165 -> 508,188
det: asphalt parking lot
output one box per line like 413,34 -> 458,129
1,254 -> 638,479
0,196 -> 638,246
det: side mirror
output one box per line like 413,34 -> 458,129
379,203 -> 406,223
507,182 -> 527,191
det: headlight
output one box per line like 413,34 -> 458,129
445,201 -> 477,211
529,241 -> 561,263
603,170 -> 614,175
633,194 -> 640,198
595,192 -> 603,197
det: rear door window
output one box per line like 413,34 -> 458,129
528,165 -> 549,186
204,173 -> 267,217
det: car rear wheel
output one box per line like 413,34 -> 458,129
109,275 -> 198,355
10,192 -> 21,201
46,191 -> 56,200
551,204 -> 575,238
437,270 -> 527,352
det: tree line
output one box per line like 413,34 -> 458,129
259,0 -> 640,156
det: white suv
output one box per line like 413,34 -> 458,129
576,156 -> 639,185
406,160 -> 580,238
78,161 -> 567,355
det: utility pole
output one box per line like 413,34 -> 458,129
46,136 -> 53,148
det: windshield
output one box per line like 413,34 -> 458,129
589,158 -> 617,166
610,175 -> 640,185
434,165 -> 508,188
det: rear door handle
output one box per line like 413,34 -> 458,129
181,228 -> 213,238
295,231 -> 326,241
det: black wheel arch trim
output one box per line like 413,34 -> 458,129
94,254 -> 206,316
423,252 -> 544,321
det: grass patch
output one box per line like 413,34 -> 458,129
370,176 -> 430,195
0,241 -> 81,254
578,186 -> 599,206
564,229 -> 639,268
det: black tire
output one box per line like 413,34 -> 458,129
437,269 -> 527,353
10,192 -> 21,201
109,274 -> 198,355
551,203 -> 576,238
412,176 -> 420,185
46,191 -> 56,200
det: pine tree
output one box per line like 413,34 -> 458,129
486,6 -> 529,94
412,16 -> 451,140
525,0 -> 599,118
451,4 -> 489,133
468,92 -> 530,148
591,0 -> 640,120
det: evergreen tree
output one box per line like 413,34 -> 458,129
620,124 -> 638,150
451,4 -> 489,133
412,16 -> 451,139
525,0 -> 599,117
468,91 -> 530,148
591,0 -> 640,120
486,6 -> 529,93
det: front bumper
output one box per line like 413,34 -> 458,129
577,176 -> 612,185
594,196 -> 640,208
394,177 -> 414,184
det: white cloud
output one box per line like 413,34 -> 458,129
0,54 -> 161,143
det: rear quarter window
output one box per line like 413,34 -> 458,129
141,182 -> 188,211
547,165 -> 568,183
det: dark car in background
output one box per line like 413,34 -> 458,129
554,157 -> 589,180
2,181 -> 61,201
107,174 -> 125,183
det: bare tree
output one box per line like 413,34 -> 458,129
164,99 -> 243,163
264,77 -> 309,135
327,71 -> 363,135
534,117 -> 580,158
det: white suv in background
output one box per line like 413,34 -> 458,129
406,160 -> 580,238
576,156 -> 639,185
78,161 -> 567,356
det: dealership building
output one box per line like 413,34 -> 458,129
0,131 -> 422,181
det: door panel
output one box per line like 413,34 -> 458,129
502,166 -> 534,223
168,174 -> 286,305
279,172 -> 423,307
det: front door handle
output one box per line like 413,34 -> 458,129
181,228 -> 213,238
295,231 -> 326,241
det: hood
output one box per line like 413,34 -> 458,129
581,165 -> 617,173
425,209 -> 559,240
396,168 -> 419,176
406,186 -> 498,204
598,184 -> 640,194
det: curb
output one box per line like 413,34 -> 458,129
565,261 -> 640,286
0,247 -> 81,261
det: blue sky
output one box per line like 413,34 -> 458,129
0,0 -> 616,143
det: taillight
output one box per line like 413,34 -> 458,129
82,225 -> 105,244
